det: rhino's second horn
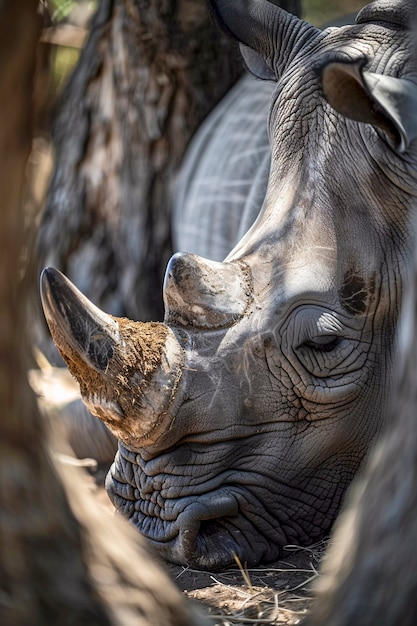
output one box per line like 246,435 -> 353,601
163,253 -> 253,329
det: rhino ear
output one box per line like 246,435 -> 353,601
207,0 -> 321,78
322,59 -> 417,153
355,0 -> 413,29
239,44 -> 276,81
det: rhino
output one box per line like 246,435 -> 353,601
41,0 -> 417,570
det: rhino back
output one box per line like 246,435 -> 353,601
172,73 -> 273,261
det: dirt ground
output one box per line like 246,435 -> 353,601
167,545 -> 323,625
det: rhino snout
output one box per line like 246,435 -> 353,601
107,447 -> 280,570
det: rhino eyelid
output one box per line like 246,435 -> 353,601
302,336 -> 342,353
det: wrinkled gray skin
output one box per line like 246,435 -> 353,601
304,182 -> 417,626
41,0 -> 417,571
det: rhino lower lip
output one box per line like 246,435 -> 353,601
133,490 -> 244,569
188,520 -> 245,570
177,494 -> 241,568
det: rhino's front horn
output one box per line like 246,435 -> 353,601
163,253 -> 253,329
40,268 -> 185,449
41,267 -> 121,371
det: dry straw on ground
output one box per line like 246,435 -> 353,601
167,542 -> 327,625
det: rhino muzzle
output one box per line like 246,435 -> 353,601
108,443 -> 283,570
40,267 -> 185,448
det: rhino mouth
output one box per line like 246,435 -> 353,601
108,481 -> 245,569
182,511 -> 283,570
169,497 -> 245,570
143,499 -> 273,571
106,454 -> 284,569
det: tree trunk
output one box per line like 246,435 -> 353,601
0,3 -> 206,623
272,0 -> 302,15
37,0 -> 302,360
0,2 -> 110,623
38,0 -> 241,327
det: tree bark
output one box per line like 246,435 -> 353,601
38,0 -> 242,329
0,4 -> 206,623
0,2 -> 109,623
37,0 -> 302,359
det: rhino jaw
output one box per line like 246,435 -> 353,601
40,267 -> 185,448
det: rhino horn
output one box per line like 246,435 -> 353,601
322,58 -> 417,153
41,267 -> 185,448
207,0 -> 321,80
163,253 -> 252,329
41,267 -> 120,372
356,0 -> 415,28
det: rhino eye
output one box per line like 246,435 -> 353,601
303,336 -> 341,353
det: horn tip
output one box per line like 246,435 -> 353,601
40,267 -> 57,316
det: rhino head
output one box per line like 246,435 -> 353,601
41,0 -> 417,570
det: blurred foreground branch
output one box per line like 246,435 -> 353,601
0,2 -> 205,624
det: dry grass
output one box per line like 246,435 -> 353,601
169,542 -> 327,625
